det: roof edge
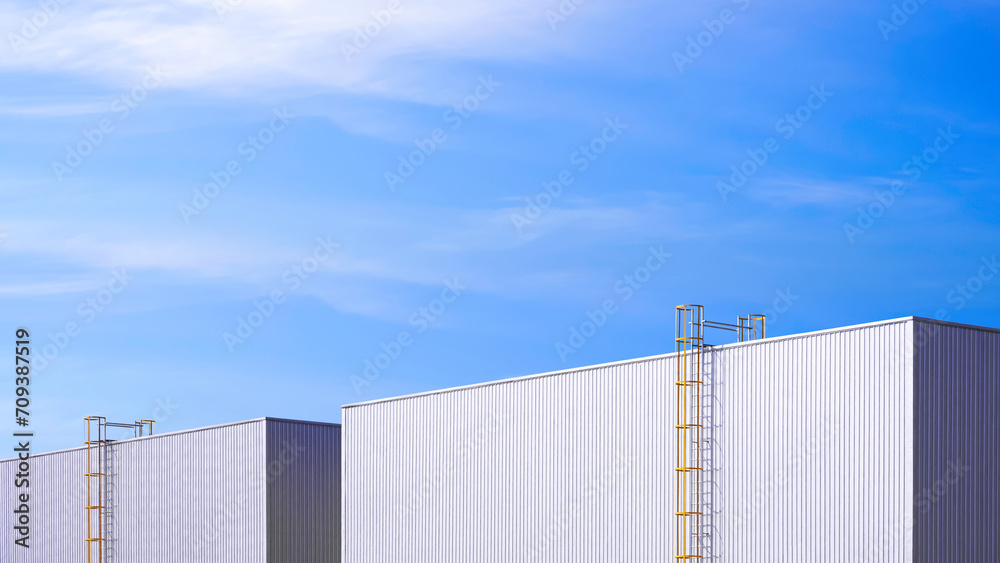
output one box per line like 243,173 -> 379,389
263,416 -> 342,428
0,416 -> 339,463
912,316 -> 1000,335
344,316 -> 921,409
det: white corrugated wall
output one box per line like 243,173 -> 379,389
717,319 -> 913,562
112,418 -> 268,562
1,418 -> 270,563
342,318 -> 916,562
1,443 -> 87,562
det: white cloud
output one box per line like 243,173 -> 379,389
0,278 -> 104,295
748,177 -> 885,206
0,195 -> 687,315
0,98 -> 110,116
0,0 -> 625,103
0,219 -> 294,279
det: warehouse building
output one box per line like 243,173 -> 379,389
1,417 -> 340,563
342,316 -> 999,562
4,315 -> 998,562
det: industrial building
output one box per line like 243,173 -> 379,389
1,417 -> 341,563
342,316 -> 999,562
3,315 -> 998,562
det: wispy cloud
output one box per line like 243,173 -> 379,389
0,278 -> 106,296
0,220 -> 293,279
0,98 -> 111,117
0,0 -> 629,103
0,196 -> 687,311
749,177 -> 883,206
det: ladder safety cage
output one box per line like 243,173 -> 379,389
84,416 -> 154,563
674,305 -> 765,560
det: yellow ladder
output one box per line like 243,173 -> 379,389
84,417 -> 155,563
675,305 -> 766,560
84,416 -> 107,563
675,305 -> 705,560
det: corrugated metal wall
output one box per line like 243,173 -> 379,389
0,418 -> 268,563
267,419 -> 342,563
718,320 -> 913,562
0,443 -> 87,562
342,318 -> 915,562
0,417 -> 342,563
112,419 -> 268,562
914,320 -> 1000,562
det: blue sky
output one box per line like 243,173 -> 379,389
2,0 -> 998,451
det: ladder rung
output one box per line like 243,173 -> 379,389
675,424 -> 703,429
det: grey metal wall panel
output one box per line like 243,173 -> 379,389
2,419 -> 269,563
0,444 -> 87,562
266,419 -> 341,563
112,418 -> 268,563
342,319 -> 915,562
913,320 -> 1000,562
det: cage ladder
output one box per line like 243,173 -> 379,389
84,417 -> 154,563
674,305 -> 766,560
675,305 -> 706,560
